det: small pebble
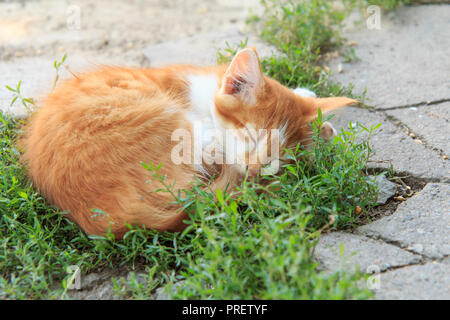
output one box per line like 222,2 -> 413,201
394,196 -> 405,201
414,139 -> 422,144
443,155 -> 448,160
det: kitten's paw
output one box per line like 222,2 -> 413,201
293,87 -> 317,98
320,122 -> 337,141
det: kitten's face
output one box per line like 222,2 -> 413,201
213,48 -> 356,176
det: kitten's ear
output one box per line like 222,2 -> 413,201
314,97 -> 358,111
303,97 -> 358,122
220,48 -> 264,105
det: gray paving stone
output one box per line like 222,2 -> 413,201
357,183 -> 450,259
330,5 -> 450,109
375,262 -> 450,300
67,279 -> 121,300
442,256 -> 450,265
314,232 -> 421,274
386,102 -> 450,155
0,57 -> 54,118
371,174 -> 397,204
154,281 -> 185,300
330,107 -> 450,181
143,27 -> 278,67
0,55 -> 131,118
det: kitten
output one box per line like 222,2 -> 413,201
18,48 -> 356,238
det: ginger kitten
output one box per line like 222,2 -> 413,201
19,48 -> 356,238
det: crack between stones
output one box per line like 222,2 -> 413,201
379,98 -> 450,111
357,232 -> 446,266
371,252 -> 449,275
383,112 -> 447,157
351,233 -> 437,275
366,167 -> 448,184
410,1 -> 450,5
361,103 -> 448,158
375,262 -> 425,275
360,98 -> 450,112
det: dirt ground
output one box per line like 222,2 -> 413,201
0,0 -> 260,67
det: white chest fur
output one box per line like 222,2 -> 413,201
187,74 -> 219,121
186,74 -> 222,149
185,74 -> 226,173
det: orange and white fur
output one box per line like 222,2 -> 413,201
19,48 -> 356,238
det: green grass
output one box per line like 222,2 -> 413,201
0,0 -> 416,299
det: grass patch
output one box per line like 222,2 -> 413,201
0,0 -> 400,299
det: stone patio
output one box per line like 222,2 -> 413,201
317,4 -> 449,299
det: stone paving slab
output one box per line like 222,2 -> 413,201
375,262 -> 450,300
0,0 -> 261,64
0,55 -> 132,118
0,57 -> 55,118
386,102 -> 450,155
371,174 -> 397,204
356,183 -> 450,259
142,27 -> 278,67
443,256 -> 450,265
314,232 -> 421,274
330,107 -> 450,181
330,5 -> 450,109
